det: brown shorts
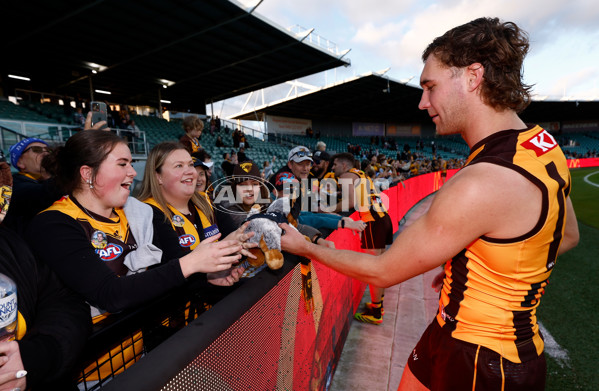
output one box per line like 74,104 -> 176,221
407,321 -> 546,391
361,213 -> 393,249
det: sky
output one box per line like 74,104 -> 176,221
214,0 -> 599,120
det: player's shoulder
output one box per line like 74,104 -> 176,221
438,163 -> 539,209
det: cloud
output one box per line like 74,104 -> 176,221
220,0 -> 599,116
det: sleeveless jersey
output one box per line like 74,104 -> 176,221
348,168 -> 387,222
45,196 -> 136,278
436,125 -> 571,363
144,197 -> 219,250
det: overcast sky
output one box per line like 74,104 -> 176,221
215,0 -> 599,119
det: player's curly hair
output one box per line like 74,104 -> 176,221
422,17 -> 533,113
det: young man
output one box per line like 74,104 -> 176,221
281,17 -> 579,390
309,150 -> 331,181
331,152 -> 393,324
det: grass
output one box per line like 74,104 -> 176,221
538,167 -> 599,391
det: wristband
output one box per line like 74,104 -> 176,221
341,219 -> 345,229
312,233 -> 323,244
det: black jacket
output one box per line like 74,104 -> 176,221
3,173 -> 61,236
0,225 -> 92,389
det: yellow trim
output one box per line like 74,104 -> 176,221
81,330 -> 143,382
15,311 -> 26,340
500,356 -> 505,391
472,345 -> 481,391
144,197 -> 212,250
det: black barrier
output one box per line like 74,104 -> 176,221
76,256 -> 300,390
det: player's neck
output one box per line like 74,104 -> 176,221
462,108 -> 526,148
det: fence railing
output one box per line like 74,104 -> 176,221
0,119 -> 148,159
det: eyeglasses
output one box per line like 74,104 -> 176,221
23,146 -> 50,154
292,150 -> 312,159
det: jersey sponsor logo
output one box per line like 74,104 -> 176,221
521,129 -> 558,157
96,244 -> 123,261
179,234 -> 196,247
203,224 -> 220,238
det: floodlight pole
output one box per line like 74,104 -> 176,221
158,88 -> 163,119
89,76 -> 94,102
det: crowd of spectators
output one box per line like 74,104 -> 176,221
1,107 -> 592,388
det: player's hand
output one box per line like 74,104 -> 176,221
279,223 -> 311,257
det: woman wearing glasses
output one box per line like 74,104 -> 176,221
4,138 -> 61,235
269,145 -> 313,198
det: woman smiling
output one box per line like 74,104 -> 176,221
136,142 -> 256,306
27,132 -> 243,316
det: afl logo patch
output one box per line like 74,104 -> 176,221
96,244 -> 123,261
179,234 -> 196,247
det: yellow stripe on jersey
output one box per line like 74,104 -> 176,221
144,197 -> 214,250
348,168 -> 387,221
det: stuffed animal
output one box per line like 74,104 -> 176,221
245,197 -> 300,270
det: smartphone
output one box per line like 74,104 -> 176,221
90,101 -> 107,129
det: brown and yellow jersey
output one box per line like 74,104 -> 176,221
348,168 -> 388,222
144,197 -> 218,250
45,196 -> 136,280
436,125 -> 571,363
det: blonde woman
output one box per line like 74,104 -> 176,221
136,142 -> 256,302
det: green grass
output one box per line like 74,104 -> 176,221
568,167 -> 599,228
538,167 -> 599,391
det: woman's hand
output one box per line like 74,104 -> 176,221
179,233 -> 242,277
84,111 -> 109,131
223,222 -> 258,259
207,264 -> 246,286
0,341 -> 26,391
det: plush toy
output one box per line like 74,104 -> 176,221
245,197 -> 300,270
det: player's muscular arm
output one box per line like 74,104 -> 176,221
283,165 -> 518,287
470,162 -> 543,239
559,196 -> 579,254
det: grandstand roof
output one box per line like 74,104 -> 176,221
0,0 -> 349,113
232,72 -> 431,123
232,71 -> 599,125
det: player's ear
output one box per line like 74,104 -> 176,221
466,63 -> 484,92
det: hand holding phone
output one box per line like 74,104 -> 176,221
89,101 -> 108,130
